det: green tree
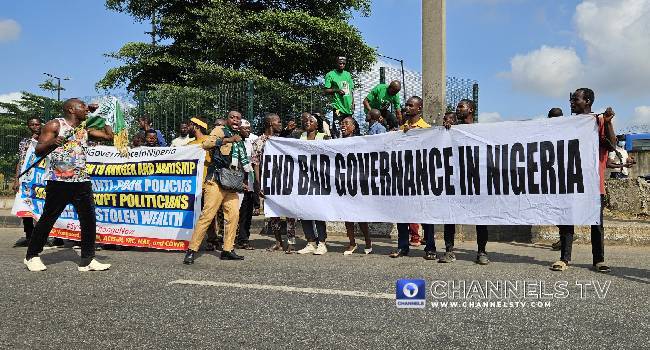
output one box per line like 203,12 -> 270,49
98,0 -> 375,92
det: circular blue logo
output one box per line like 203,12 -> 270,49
402,282 -> 419,298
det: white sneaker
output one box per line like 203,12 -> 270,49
364,247 -> 373,255
24,257 -> 47,272
297,243 -> 316,254
78,259 -> 111,272
313,242 -> 328,255
343,244 -> 358,256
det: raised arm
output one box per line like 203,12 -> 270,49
601,107 -> 617,151
362,97 -> 371,114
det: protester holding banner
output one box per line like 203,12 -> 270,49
170,121 -> 194,147
297,114 -> 330,255
546,107 -> 576,252
340,117 -> 373,255
299,114 -> 329,141
253,114 -> 298,253
137,115 -> 167,146
443,111 -> 457,126
12,117 -> 42,248
389,96 -> 436,259
184,110 -> 249,263
363,80 -> 402,130
550,88 -> 615,273
144,129 -> 161,147
24,98 -> 114,272
440,99 -> 490,265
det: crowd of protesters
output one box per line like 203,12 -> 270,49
13,56 -> 624,274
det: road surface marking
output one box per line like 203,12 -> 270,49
169,279 -> 394,299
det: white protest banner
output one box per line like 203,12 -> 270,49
261,116 -> 601,225
12,145 -> 205,250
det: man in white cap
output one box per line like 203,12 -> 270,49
235,119 -> 259,249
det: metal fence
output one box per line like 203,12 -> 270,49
0,75 -> 478,191
134,77 -> 478,140
133,82 -> 330,141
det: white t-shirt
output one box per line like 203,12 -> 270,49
244,133 -> 259,159
171,135 -> 195,147
608,146 -> 629,176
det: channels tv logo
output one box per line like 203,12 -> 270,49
396,279 -> 426,308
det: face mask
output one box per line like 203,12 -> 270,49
618,141 -> 625,148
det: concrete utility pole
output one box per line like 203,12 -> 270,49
422,0 -> 446,125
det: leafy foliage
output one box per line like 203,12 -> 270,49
38,79 -> 66,95
98,0 -> 375,92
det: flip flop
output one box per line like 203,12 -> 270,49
550,260 -> 568,271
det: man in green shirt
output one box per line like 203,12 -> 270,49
324,56 -> 355,138
363,80 -> 402,130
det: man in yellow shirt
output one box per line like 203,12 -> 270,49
390,96 -> 437,260
400,97 -> 430,131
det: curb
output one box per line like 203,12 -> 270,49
2,215 -> 649,246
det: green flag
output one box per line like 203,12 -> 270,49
87,96 -> 129,154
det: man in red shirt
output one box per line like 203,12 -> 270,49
551,88 -> 616,273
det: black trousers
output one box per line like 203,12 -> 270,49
560,195 -> 605,264
443,224 -> 488,253
26,181 -> 96,266
301,220 -> 327,243
236,192 -> 256,244
22,217 -> 34,240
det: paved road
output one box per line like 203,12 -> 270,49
0,227 -> 648,349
